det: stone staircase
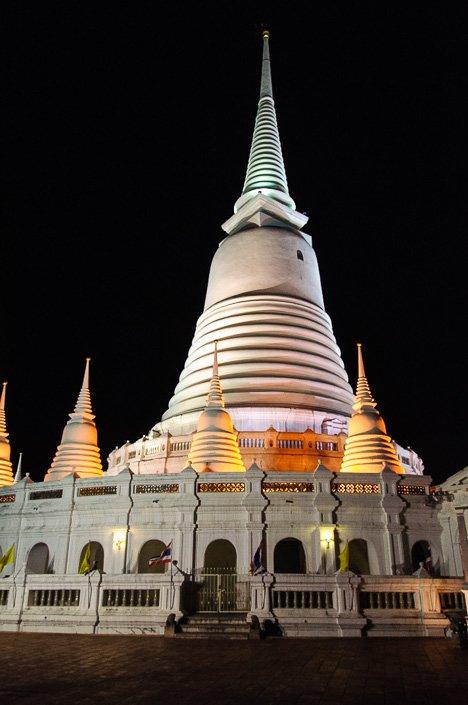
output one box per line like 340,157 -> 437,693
175,613 -> 255,639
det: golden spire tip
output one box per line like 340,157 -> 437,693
262,29 -> 270,39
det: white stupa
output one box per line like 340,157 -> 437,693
187,342 -> 245,473
44,358 -> 103,481
157,31 -> 354,437
340,344 -> 404,474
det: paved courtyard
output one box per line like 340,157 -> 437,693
0,634 -> 466,705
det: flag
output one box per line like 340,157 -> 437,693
251,542 -> 264,575
0,545 -> 15,573
425,545 -> 433,575
78,542 -> 91,574
148,541 -> 172,567
338,541 -> 349,572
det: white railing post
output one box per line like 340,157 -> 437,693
248,574 -> 274,624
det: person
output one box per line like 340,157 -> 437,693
456,617 -> 467,648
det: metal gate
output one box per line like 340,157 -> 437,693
196,567 -> 250,612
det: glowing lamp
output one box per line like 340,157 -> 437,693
320,528 -> 334,547
113,529 -> 127,551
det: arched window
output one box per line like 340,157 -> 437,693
204,539 -> 236,572
297,250 -> 304,261
411,540 -> 431,572
138,540 -> 167,574
78,542 -> 104,573
26,543 -> 49,574
274,538 -> 306,574
348,539 -> 370,575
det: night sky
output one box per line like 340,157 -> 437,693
2,4 -> 466,484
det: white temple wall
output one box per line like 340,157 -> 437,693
0,470 -> 457,582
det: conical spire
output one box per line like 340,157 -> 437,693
340,344 -> 404,474
44,358 -> 103,481
187,342 -> 245,473
0,382 -> 14,487
14,452 -> 23,483
74,357 -> 93,415
205,341 -> 224,408
354,343 -> 377,412
234,31 -> 296,213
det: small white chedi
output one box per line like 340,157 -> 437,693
0,31 -> 465,638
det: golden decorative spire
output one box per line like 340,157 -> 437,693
187,342 -> 245,473
44,358 -> 103,481
0,381 -> 14,487
205,341 -> 225,408
340,344 -> 404,474
354,343 -> 377,412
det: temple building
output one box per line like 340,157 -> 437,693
0,32 -> 465,638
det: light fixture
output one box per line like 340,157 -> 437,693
113,529 -> 127,551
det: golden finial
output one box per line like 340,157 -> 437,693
262,29 -> 270,40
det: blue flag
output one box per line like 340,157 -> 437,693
251,543 -> 264,575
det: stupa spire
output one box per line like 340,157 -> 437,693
187,343 -> 245,473
44,358 -> 103,481
74,357 -> 93,415
340,344 -> 404,475
14,452 -> 23,483
206,341 -> 225,408
354,343 -> 377,412
234,30 -> 296,213
0,382 -> 14,487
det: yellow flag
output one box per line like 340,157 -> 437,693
0,545 -> 15,572
78,542 -> 91,574
339,541 -> 349,572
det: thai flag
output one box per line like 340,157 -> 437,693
148,541 -> 173,567
425,545 -> 433,574
251,542 -> 264,575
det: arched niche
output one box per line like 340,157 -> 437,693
411,540 -> 431,572
26,543 -> 49,574
204,539 -> 236,572
348,539 -> 370,575
78,541 -> 104,573
274,537 -> 306,574
138,540 -> 167,574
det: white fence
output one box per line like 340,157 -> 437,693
0,571 -> 465,636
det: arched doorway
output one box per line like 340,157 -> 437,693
197,540 -> 243,612
349,539 -> 370,575
138,540 -> 167,574
78,542 -> 104,573
204,539 -> 236,572
411,540 -> 431,572
274,538 -> 306,574
26,543 -> 49,574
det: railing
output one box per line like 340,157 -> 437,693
273,590 -> 333,609
239,438 -> 265,448
359,591 -> 416,609
0,573 -> 464,635
439,591 -> 466,611
102,588 -> 160,608
28,589 -> 81,607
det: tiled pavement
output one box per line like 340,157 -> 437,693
1,634 -> 467,705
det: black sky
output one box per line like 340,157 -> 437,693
2,2 -> 467,484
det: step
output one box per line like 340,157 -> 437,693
182,624 -> 250,634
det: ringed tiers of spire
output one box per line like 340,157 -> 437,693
0,382 -> 14,487
187,343 -> 245,473
44,359 -> 103,482
234,31 -> 296,214
340,345 -> 404,475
